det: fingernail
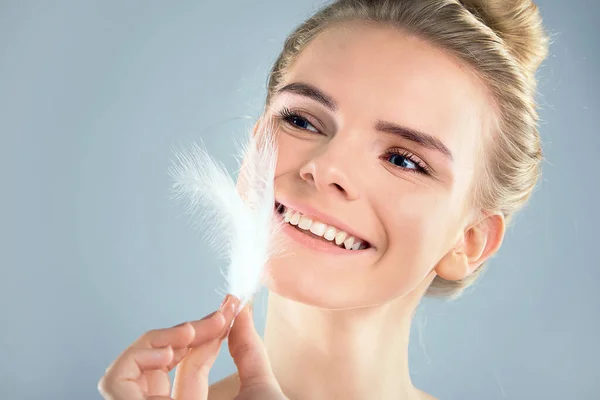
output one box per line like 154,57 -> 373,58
172,321 -> 188,328
219,294 -> 240,337
219,295 -> 229,309
220,294 -> 241,320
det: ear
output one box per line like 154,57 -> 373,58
435,212 -> 506,281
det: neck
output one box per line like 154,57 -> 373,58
263,287 -> 428,400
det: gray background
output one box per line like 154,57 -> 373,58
1,1 -> 598,399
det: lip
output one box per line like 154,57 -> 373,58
277,216 -> 359,254
274,198 -> 373,248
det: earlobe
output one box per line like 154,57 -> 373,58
435,249 -> 470,281
436,212 -> 506,281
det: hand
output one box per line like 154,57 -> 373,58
227,302 -> 287,400
98,295 -> 287,400
98,295 -> 240,400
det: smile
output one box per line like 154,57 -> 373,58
275,202 -> 371,251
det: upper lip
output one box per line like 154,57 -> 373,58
275,198 -> 371,246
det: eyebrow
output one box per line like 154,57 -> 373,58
375,121 -> 454,161
277,81 -> 453,161
277,82 -> 338,111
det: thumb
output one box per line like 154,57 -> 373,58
227,302 -> 280,391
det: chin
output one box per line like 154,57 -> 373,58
264,204 -> 436,309
262,255 -> 414,310
262,244 -> 441,312
263,206 -> 380,309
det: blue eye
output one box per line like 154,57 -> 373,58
277,107 -> 319,133
290,116 -> 313,130
385,151 -> 429,175
389,153 -> 416,169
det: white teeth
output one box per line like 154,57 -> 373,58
343,236 -> 355,250
334,231 -> 347,245
290,212 -> 301,225
309,221 -> 327,236
323,226 -> 337,241
279,205 -> 367,250
298,216 -> 312,230
284,209 -> 292,223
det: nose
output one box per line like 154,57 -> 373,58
298,137 -> 361,201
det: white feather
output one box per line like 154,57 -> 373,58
168,119 -> 283,309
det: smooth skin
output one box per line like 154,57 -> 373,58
101,20 -> 507,400
98,296 -> 286,400
212,22 -> 505,400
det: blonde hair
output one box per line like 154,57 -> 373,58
264,0 -> 549,299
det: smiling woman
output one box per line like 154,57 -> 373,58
97,0 -> 550,399
210,0 -> 549,399
263,0 -> 548,302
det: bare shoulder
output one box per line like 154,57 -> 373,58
208,372 -> 240,400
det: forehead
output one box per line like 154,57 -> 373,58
282,22 -> 494,163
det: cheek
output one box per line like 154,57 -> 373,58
357,194 -> 449,301
274,132 -> 308,175
377,186 -> 451,270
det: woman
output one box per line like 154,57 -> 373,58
98,0 -> 549,399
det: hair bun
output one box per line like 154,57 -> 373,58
459,0 -> 549,76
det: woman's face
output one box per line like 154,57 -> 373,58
264,22 -> 494,309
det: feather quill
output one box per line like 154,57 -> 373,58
168,118 -> 283,311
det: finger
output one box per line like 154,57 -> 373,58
99,346 -> 173,399
145,347 -> 191,396
228,303 -> 280,390
133,313 -> 223,350
186,311 -> 229,347
146,341 -> 194,397
167,346 -> 191,370
145,369 -> 172,398
138,315 -> 222,396
171,338 -> 222,400
172,295 -> 241,400
111,346 -> 173,380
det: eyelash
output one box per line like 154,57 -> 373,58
385,148 -> 430,175
274,107 -> 431,175
277,107 -> 320,133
